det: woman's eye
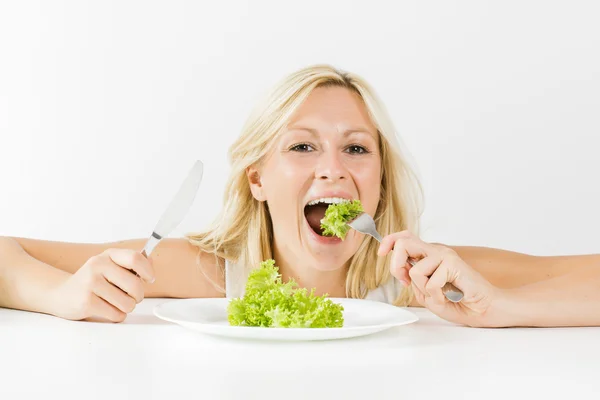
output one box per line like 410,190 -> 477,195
290,143 -> 314,152
346,145 -> 368,154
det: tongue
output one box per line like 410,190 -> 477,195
305,204 -> 328,235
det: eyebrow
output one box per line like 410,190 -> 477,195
286,126 -> 377,138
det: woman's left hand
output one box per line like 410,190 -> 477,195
378,231 -> 500,327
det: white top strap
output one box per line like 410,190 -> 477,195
224,259 -> 233,298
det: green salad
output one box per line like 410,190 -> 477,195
227,259 -> 344,328
320,199 -> 364,240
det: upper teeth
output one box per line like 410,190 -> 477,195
307,197 -> 350,206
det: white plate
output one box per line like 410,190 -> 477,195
154,298 -> 419,341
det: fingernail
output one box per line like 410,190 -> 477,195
148,277 -> 155,284
399,280 -> 408,287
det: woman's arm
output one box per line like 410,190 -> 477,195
487,258 -> 600,327
0,237 -> 72,314
455,246 -> 600,327
382,232 -> 600,327
406,245 -> 564,306
451,245 -> 596,288
0,236 -> 224,317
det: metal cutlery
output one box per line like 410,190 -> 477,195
140,160 -> 204,258
348,212 -> 464,303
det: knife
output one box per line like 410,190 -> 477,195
140,159 -> 204,259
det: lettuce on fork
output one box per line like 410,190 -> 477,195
320,199 -> 364,239
227,259 -> 344,328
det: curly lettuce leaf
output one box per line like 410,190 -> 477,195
320,199 -> 364,239
226,259 -> 344,328
266,288 -> 345,328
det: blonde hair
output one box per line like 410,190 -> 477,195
187,64 -> 423,306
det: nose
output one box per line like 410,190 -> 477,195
315,148 -> 348,182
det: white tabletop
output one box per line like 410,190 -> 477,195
2,298 -> 599,400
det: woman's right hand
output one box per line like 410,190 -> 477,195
50,249 -> 155,322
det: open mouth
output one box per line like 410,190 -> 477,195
304,203 -> 328,235
303,197 -> 351,236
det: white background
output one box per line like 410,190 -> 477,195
1,1 -> 598,256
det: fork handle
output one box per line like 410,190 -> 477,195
441,282 -> 464,303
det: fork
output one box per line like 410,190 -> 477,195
348,212 -> 464,303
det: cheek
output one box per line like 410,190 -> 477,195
261,156 -> 313,206
351,159 -> 381,211
351,157 -> 380,182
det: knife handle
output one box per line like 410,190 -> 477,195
141,231 -> 162,258
124,232 -> 162,279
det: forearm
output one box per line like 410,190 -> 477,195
0,237 -> 70,314
489,255 -> 600,327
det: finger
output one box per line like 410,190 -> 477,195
93,278 -> 137,314
410,254 -> 443,281
102,262 -> 145,303
391,244 -> 413,281
377,231 -> 413,256
425,266 -> 449,305
105,249 -> 155,283
407,255 -> 441,295
389,237 -> 425,278
90,294 -> 127,323
411,282 -> 426,306
393,265 -> 411,286
384,234 -> 431,266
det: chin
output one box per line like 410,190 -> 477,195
306,255 -> 352,272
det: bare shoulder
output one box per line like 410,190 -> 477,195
10,236 -> 225,299
147,238 -> 225,298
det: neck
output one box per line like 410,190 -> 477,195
272,242 -> 348,298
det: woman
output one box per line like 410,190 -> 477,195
0,64 -> 598,327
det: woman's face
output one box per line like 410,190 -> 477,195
248,86 -> 382,272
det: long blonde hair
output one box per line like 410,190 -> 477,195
187,64 -> 423,306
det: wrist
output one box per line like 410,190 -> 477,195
0,238 -> 73,317
43,271 -> 72,317
486,286 -> 546,328
481,286 -> 528,328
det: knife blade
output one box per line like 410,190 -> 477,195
141,159 -> 204,258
